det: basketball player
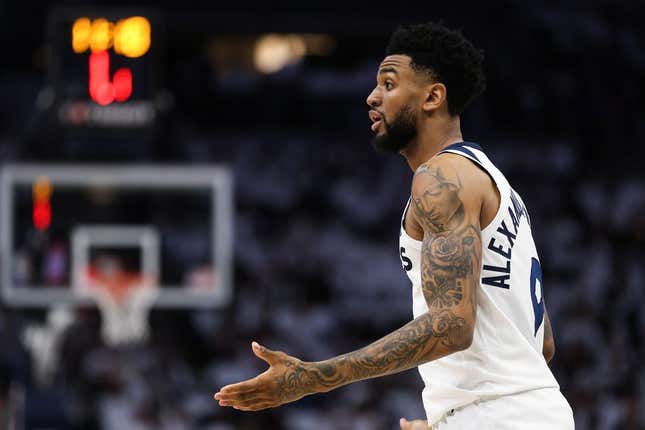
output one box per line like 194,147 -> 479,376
215,22 -> 574,429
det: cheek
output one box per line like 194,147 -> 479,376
381,96 -> 402,123
384,89 -> 415,120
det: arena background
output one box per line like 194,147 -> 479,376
1,1 -> 644,429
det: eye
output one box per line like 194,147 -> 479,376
384,80 -> 394,90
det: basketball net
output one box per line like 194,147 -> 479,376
78,263 -> 159,346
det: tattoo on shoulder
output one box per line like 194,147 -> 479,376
411,163 -> 481,313
411,164 -> 463,233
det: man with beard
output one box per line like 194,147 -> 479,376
215,22 -> 574,429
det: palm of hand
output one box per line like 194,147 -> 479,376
214,342 -> 311,411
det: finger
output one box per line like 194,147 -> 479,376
217,378 -> 261,395
225,395 -> 273,409
400,418 -> 410,429
216,384 -> 268,404
251,341 -> 280,365
219,395 -> 270,409
234,400 -> 279,411
216,389 -> 262,404
216,382 -> 260,397
224,399 -> 260,410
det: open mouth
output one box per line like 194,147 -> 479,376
369,110 -> 383,133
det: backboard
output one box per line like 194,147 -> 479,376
0,164 -> 233,308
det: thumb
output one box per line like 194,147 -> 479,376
252,341 -> 277,365
400,418 -> 409,429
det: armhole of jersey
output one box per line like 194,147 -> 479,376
400,197 -> 411,229
437,142 -> 503,232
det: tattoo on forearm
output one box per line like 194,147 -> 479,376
276,309 -> 468,400
274,163 -> 482,400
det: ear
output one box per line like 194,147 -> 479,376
422,82 -> 447,114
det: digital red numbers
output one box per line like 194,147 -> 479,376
89,51 -> 133,105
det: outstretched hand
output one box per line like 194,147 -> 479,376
214,342 -> 314,411
400,418 -> 429,429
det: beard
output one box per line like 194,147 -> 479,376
371,104 -> 417,153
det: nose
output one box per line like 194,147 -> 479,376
366,86 -> 381,108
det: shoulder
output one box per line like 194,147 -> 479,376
411,152 -> 486,203
410,153 -> 485,233
411,154 -> 460,195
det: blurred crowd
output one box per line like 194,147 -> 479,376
1,0 -> 645,429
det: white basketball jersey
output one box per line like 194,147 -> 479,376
398,142 -> 561,425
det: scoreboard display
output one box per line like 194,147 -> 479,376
48,8 -> 163,130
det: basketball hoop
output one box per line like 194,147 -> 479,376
71,226 -> 161,346
77,261 -> 159,346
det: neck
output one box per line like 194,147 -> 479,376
401,115 -> 463,171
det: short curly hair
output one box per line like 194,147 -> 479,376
385,22 -> 486,116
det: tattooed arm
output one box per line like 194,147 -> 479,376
215,156 -> 482,411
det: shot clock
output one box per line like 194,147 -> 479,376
72,16 -> 151,105
48,8 -> 163,131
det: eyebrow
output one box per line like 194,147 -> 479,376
378,66 -> 399,75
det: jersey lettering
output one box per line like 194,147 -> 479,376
530,257 -> 545,336
487,237 -> 512,259
400,247 -> 412,271
509,189 -> 529,227
496,221 -> 516,247
481,190 -> 530,289
482,274 -> 511,289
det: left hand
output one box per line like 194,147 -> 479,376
214,342 -> 313,411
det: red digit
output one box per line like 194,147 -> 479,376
88,51 -> 132,105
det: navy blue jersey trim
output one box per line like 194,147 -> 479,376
462,141 -> 483,151
439,141 -> 482,163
